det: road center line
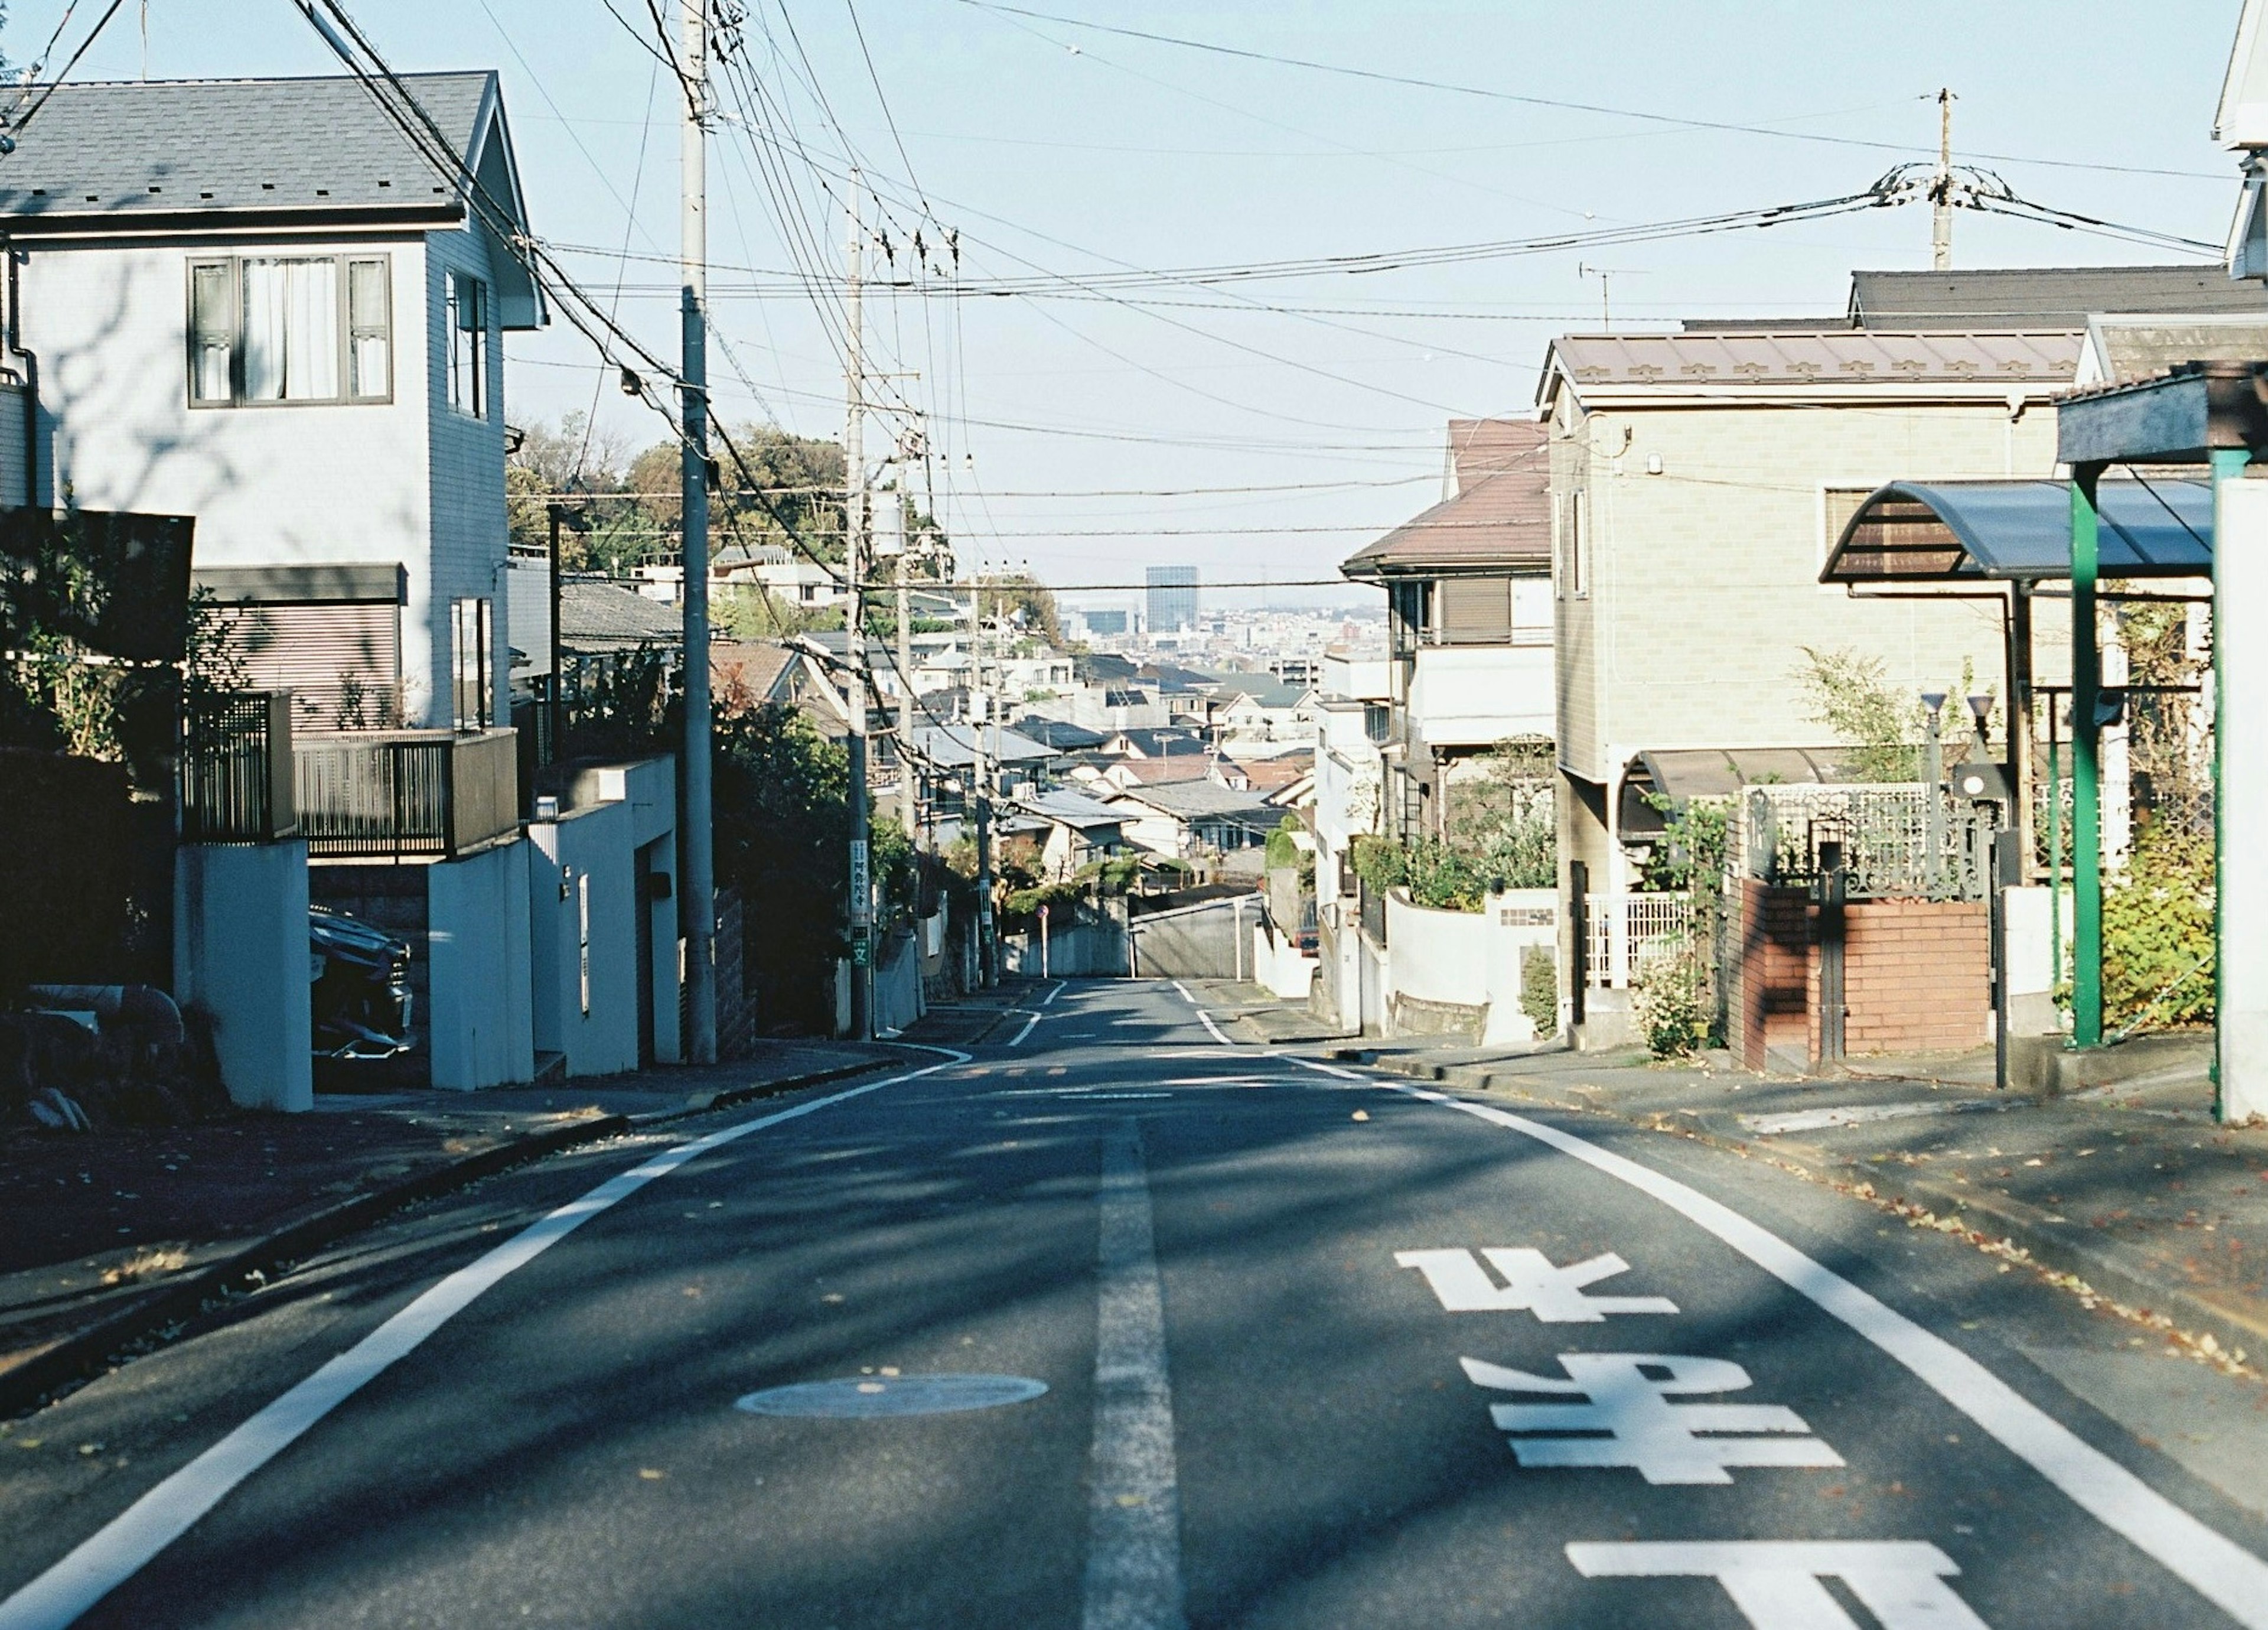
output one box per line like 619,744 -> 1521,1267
0,1056 -> 966,1630
1082,1118 -> 1187,1630
1289,1058 -> 2268,1629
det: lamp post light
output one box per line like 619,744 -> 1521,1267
1965,693 -> 1994,756
1921,691 -> 1947,897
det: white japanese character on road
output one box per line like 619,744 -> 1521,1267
1396,1247 -> 1679,1321
1567,1541 -> 1989,1629
1461,1352 -> 1845,1485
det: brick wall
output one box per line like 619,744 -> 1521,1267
1728,879 -> 1810,1072
1728,881 -> 1990,1069
1842,898 -> 1990,1054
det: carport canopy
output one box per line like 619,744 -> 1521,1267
1821,477 -> 2212,583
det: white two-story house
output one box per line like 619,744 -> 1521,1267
0,71 -> 543,731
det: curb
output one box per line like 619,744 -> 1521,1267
1347,1049 -> 2268,1369
0,1059 -> 884,1421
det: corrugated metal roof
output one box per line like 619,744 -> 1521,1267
0,73 -> 501,227
1849,266 -> 2268,328
1546,330 -> 2081,401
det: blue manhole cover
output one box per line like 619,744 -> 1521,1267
734,1374 -> 1049,1418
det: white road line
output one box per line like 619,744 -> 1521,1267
1290,1058 -> 2268,1629
1168,981 -> 1198,1007
1005,1011 -> 1043,1048
1042,981 -> 1070,1007
1082,1118 -> 1187,1630
1195,1011 -> 1233,1046
0,1056 -> 967,1630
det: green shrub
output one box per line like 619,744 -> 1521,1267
1632,942 -> 1710,1059
2101,826 -> 2215,1030
1519,944 -> 1557,1037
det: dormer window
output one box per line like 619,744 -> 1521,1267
187,254 -> 392,407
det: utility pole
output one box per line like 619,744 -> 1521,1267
844,175 -> 875,1039
972,583 -> 996,986
679,0 -> 718,1065
892,472 -> 918,839
1931,87 -> 1956,272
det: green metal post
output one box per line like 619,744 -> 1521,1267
2211,446 -> 2247,1107
2071,465 -> 2104,1049
2047,714 -> 2062,993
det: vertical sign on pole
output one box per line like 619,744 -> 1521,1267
2216,463 -> 2267,1121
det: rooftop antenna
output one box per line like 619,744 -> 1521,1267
1931,88 -> 1958,271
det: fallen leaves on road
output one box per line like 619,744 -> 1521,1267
1351,1111 -> 1370,1123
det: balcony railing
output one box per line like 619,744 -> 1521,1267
294,727 -> 520,860
179,692 -> 297,843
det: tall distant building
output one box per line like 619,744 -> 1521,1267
1081,608 -> 1130,638
1145,565 -> 1198,633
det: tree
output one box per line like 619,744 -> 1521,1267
1797,646 -> 1924,782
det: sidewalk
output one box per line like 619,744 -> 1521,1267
1178,978 -> 1350,1045
1336,1032 -> 2268,1371
0,1036 -> 892,1414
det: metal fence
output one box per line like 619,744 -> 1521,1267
294,727 -> 519,860
1737,783 -> 1997,901
178,692 -> 295,843
1583,893 -> 1692,989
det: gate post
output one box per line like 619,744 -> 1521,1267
1816,840 -> 1846,1069
1568,860 -> 1589,1031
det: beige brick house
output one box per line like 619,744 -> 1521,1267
1535,328 -> 2081,928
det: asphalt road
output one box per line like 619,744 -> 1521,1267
5,979 -> 2268,1628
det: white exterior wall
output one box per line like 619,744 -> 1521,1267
1321,652 -> 1390,702
27,223 -> 514,730
172,840 -> 313,1112
426,838 -> 535,1089
1407,645 -> 1555,749
27,236 -> 438,707
1551,398 -> 2070,786
528,801 -> 641,1078
566,756 -> 682,1066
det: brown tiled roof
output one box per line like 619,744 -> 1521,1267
1341,419 -> 1550,578
1542,330 -> 2081,405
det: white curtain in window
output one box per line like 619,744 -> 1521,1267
242,259 -> 338,401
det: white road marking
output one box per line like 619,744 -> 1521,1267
1196,1012 -> 1233,1046
1293,1059 -> 2268,1627
0,1056 -> 967,1630
1076,1093 -> 1173,1102
1568,1540 -> 1987,1630
1168,981 -> 1199,1006
1396,1248 -> 1679,1321
1042,981 -> 1069,1007
1005,1010 -> 1043,1048
1462,1352 -> 1842,1485
1082,1119 -> 1187,1630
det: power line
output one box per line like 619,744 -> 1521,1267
948,0 -> 2233,184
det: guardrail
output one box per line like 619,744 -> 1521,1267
294,727 -> 519,860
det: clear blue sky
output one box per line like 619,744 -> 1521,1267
14,1 -> 2256,607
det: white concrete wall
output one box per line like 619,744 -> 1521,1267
1250,921 -> 1319,1001
426,838 -> 535,1089
565,756 -> 682,1065
527,801 -> 641,1078
172,841 -> 312,1112
1321,652 -> 1390,702
2218,478 -> 2268,1121
1408,644 -> 1555,749
1382,887 -> 1557,1046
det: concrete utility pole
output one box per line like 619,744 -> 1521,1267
973,584 -> 996,986
1932,87 -> 1957,272
844,176 -> 875,1040
890,472 -> 918,838
678,0 -> 718,1064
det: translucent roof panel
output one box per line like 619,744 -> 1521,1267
1822,479 -> 2213,584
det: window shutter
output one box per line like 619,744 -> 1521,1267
1439,577 -> 1513,644
220,602 -> 402,730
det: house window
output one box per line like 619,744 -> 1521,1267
185,255 -> 391,406
1566,492 -> 1588,597
451,596 -> 493,731
348,259 -> 392,399
1511,575 -> 1553,645
447,271 -> 487,419
577,871 -> 592,1016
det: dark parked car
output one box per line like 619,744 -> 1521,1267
309,906 -> 412,1061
